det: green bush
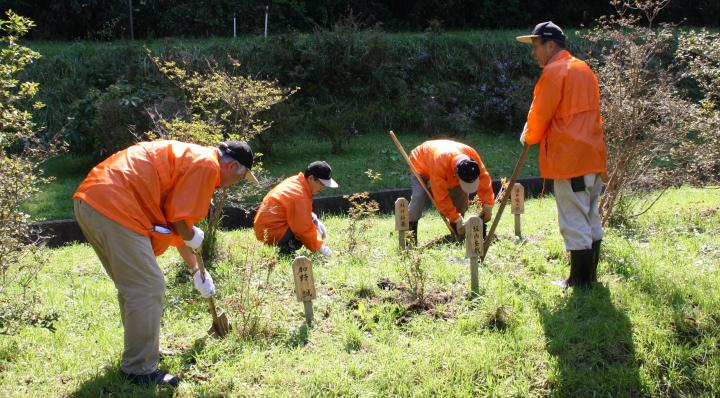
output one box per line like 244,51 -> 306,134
26,30 -> 539,155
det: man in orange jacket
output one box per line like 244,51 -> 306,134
517,22 -> 607,288
254,161 -> 338,255
407,139 -> 495,243
73,140 -> 257,387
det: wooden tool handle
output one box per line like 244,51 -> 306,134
482,144 -> 530,256
389,131 -> 457,238
194,249 -> 220,322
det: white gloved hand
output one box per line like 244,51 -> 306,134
183,226 -> 204,250
319,245 -> 333,257
455,217 -> 466,238
481,204 -> 493,222
312,212 -> 327,239
520,122 -> 528,145
193,268 -> 216,298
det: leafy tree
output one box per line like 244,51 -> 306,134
149,52 -> 296,260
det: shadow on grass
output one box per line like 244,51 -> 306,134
69,366 -> 176,398
539,285 -> 641,396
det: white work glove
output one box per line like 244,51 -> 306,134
193,268 -> 216,298
312,212 -> 327,239
319,244 -> 333,257
183,226 -> 204,250
455,217 -> 466,238
481,204 -> 493,222
520,122 -> 528,145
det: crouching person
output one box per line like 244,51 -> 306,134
254,161 -> 338,256
407,139 -> 495,243
73,140 -> 257,387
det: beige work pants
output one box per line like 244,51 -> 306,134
408,175 -> 468,222
73,199 -> 165,375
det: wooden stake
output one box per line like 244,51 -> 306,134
292,256 -> 316,326
395,197 -> 409,249
465,216 -> 483,295
511,183 -> 525,238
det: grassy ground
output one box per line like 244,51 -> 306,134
2,186 -> 719,397
23,131 -> 538,220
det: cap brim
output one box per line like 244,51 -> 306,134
516,35 -> 539,44
244,170 -> 259,184
319,178 -> 339,188
459,179 -> 479,194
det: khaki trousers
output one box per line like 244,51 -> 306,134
74,199 -> 165,375
408,175 -> 468,222
554,174 -> 604,251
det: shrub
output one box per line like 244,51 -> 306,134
579,0 -> 718,225
0,11 -> 62,334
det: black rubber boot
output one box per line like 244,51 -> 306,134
552,249 -> 593,288
591,240 -> 602,282
571,249 -> 594,287
408,221 -> 418,247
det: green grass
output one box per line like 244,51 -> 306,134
3,186 -> 719,396
23,131 -> 539,220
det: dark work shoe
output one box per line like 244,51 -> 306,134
123,369 -> 180,387
408,221 -> 419,247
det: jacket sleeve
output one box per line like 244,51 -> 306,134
286,197 -> 323,252
524,72 -> 563,145
429,173 -> 462,223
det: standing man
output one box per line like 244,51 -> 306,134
517,21 -> 607,287
407,139 -> 495,243
254,161 -> 338,256
73,140 -> 257,387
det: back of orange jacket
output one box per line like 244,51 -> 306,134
73,141 -> 221,255
523,50 -> 607,179
409,139 -> 495,223
253,173 -> 323,252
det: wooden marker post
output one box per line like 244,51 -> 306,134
511,183 -> 525,238
395,197 -> 409,249
292,256 -> 317,326
465,216 -> 484,295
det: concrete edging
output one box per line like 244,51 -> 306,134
32,177 -> 552,247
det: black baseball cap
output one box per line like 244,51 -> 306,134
305,161 -> 339,188
456,156 -> 480,193
219,141 -> 258,184
516,21 -> 566,44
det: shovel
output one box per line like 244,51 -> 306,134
194,250 -> 231,338
481,144 -> 530,262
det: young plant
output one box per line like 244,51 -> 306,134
343,192 -> 380,256
399,249 -> 427,303
222,239 -> 278,340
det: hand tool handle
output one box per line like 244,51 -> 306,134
194,249 -> 220,323
389,131 -> 457,238
482,144 -> 530,257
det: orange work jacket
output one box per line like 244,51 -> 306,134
73,141 -> 221,256
253,173 -> 323,252
409,139 -> 495,223
523,50 -> 607,179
